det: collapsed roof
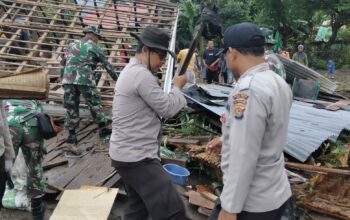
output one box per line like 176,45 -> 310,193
0,0 -> 178,105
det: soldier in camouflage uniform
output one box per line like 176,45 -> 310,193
62,26 -> 118,148
6,100 -> 46,220
261,27 -> 287,80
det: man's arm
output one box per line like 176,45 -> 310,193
94,46 -> 119,81
220,89 -> 268,214
137,71 -> 187,118
211,57 -> 220,67
202,50 -> 208,67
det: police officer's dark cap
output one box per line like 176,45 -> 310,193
217,22 -> 265,56
130,26 -> 176,58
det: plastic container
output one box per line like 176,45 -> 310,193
163,163 -> 190,186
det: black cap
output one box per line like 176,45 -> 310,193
217,22 -> 265,56
130,26 -> 176,58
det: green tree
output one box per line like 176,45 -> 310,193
253,0 -> 314,47
253,0 -> 350,48
176,0 -> 200,48
314,0 -> 350,47
218,0 -> 254,28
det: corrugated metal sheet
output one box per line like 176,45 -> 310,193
285,101 -> 350,162
277,54 -> 337,93
185,85 -> 350,162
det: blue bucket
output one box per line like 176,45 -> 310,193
163,164 -> 190,186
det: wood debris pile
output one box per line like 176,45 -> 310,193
293,174 -> 350,219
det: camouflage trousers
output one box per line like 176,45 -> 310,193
9,117 -> 46,199
63,84 -> 106,130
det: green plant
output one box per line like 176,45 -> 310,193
164,112 -> 218,136
317,141 -> 349,168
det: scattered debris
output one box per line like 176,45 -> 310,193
293,174 -> 350,220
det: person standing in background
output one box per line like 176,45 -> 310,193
328,57 -> 335,79
177,42 -> 197,84
292,44 -> 308,66
203,41 -> 220,84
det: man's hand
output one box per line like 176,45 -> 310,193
218,209 -> 237,220
220,112 -> 227,124
5,159 -> 13,174
206,136 -> 222,154
173,74 -> 187,90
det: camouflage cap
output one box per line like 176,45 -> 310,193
260,27 -> 277,45
83,26 -> 101,38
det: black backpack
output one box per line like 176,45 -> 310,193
34,113 -> 57,140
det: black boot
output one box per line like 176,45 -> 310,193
66,129 -> 77,145
98,123 -> 111,139
31,198 -> 45,220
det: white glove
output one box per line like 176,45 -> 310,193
4,159 -> 13,174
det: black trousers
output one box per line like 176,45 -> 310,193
0,155 -> 6,208
222,71 -> 228,84
209,197 -> 294,220
206,69 -> 219,84
112,158 -> 186,220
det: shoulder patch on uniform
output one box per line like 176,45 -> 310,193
232,93 -> 249,119
237,75 -> 253,91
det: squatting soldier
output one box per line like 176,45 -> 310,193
62,26 -> 118,150
6,100 -> 46,220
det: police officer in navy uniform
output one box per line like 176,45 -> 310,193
207,22 -> 294,220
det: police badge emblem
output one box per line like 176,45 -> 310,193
232,93 -> 249,119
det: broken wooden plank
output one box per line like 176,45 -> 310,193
168,138 -> 200,145
200,191 -> 218,203
47,183 -> 65,192
65,152 -> 115,189
43,150 -> 62,165
43,156 -> 68,170
103,173 -> 121,188
285,162 -> 350,176
198,207 -> 212,217
48,152 -> 96,188
188,191 -> 215,210
304,199 -> 350,220
161,157 -> 186,168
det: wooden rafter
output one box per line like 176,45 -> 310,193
0,0 -> 178,105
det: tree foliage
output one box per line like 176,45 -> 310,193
218,0 -> 254,28
176,0 -> 201,49
173,0 -> 350,67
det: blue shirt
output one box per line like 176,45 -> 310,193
328,60 -> 335,73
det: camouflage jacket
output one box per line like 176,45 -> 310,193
6,100 -> 42,127
5,100 -> 42,149
265,50 -> 286,80
62,38 -> 118,86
